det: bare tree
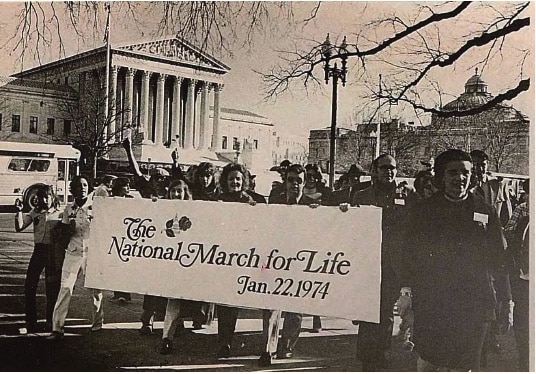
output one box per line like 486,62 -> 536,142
4,1 -> 303,67
57,70 -> 130,179
475,107 -> 529,172
261,2 -> 531,118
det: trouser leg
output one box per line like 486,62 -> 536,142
467,322 -> 489,372
192,301 -> 207,326
313,315 -> 322,330
51,253 -> 83,333
279,312 -> 302,352
24,245 -> 46,328
142,295 -> 167,326
357,320 -> 392,370
262,310 -> 282,354
163,299 -> 182,340
217,305 -> 239,346
90,288 -> 104,328
512,278 -> 529,371
46,243 -> 64,326
141,309 -> 154,327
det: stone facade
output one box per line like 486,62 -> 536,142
308,73 -> 530,177
0,37 -> 290,173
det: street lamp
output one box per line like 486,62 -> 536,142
322,34 -> 348,190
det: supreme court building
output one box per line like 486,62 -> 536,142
0,36 -> 287,172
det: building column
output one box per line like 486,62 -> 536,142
198,82 -> 209,150
184,78 -> 196,149
155,73 -> 166,145
172,77 -> 182,145
140,71 -> 151,140
211,83 -> 223,151
125,68 -> 135,127
108,66 -> 118,143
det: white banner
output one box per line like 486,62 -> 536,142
85,197 -> 382,322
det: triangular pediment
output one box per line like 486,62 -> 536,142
115,37 -> 229,72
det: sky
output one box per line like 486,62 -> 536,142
0,1 -> 533,139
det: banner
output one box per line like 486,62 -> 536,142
85,197 -> 382,322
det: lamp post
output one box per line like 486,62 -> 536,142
321,34 -> 348,190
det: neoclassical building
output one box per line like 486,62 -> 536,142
0,36 -> 283,173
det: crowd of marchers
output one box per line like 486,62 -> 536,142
14,135 -> 530,371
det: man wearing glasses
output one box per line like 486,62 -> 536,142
351,154 -> 415,371
259,164 -> 316,366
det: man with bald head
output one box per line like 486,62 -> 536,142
351,153 -> 415,371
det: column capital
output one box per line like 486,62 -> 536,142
158,73 -> 167,82
142,70 -> 151,79
126,67 -> 136,76
175,76 -> 183,85
213,83 -> 224,92
201,81 -> 209,92
188,78 -> 197,87
111,65 -> 119,75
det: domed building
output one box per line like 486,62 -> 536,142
417,69 -> 530,175
443,69 -> 493,111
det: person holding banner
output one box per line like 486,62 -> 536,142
350,154 -> 415,371
402,149 -> 509,371
122,138 -> 170,335
186,162 -> 221,331
109,177 -> 134,304
215,162 -> 265,358
47,176 -> 104,341
259,163 -> 317,366
192,162 -> 220,201
160,178 -> 195,355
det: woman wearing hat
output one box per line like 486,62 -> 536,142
401,149 -> 509,371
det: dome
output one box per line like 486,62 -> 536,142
464,68 -> 488,94
466,74 -> 487,87
443,94 -> 492,111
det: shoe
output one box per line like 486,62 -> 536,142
277,349 -> 293,359
160,338 -> 173,355
139,325 -> 153,335
258,352 -> 274,366
91,324 -> 103,332
46,331 -> 64,341
217,344 -> 231,358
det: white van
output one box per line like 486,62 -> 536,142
0,141 -> 80,210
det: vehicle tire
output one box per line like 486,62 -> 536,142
22,183 -> 46,212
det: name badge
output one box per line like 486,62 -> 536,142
395,199 -> 405,206
473,212 -> 488,224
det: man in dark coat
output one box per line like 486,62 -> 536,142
402,149 -> 509,371
351,154 -> 415,371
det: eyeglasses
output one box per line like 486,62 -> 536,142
378,165 -> 397,171
287,177 -> 304,184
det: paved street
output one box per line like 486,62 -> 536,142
0,213 -> 521,371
